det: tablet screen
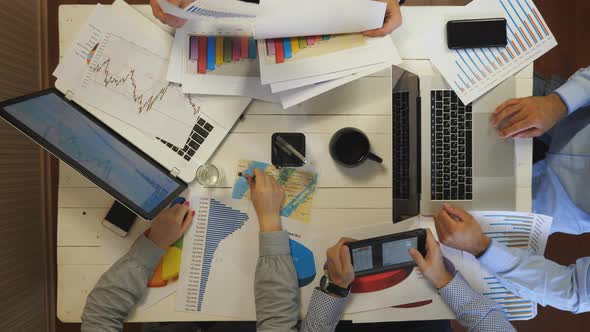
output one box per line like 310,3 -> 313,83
352,245 -> 373,272
382,237 -> 417,267
2,92 -> 185,218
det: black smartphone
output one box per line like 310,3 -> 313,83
348,229 -> 426,277
447,18 -> 507,49
271,133 -> 306,168
102,201 -> 137,237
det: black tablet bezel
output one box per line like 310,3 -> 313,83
349,229 -> 426,277
0,88 -> 187,220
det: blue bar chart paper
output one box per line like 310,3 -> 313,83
445,211 -> 553,321
430,0 -> 557,104
176,196 -> 316,317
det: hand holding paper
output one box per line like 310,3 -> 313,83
434,204 -> 491,257
362,0 -> 403,37
151,0 -> 191,28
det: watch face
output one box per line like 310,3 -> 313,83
320,275 -> 328,291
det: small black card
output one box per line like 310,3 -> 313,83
271,133 -> 306,168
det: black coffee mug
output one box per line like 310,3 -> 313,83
329,127 -> 383,167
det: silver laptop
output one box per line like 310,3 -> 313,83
392,66 -> 516,220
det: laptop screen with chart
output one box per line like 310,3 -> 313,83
0,90 -> 186,219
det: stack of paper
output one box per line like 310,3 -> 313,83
164,0 -> 402,108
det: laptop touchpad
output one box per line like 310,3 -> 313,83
472,113 -> 515,177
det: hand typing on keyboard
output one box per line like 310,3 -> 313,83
491,94 -> 567,138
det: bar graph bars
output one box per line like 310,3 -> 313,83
483,213 -> 535,249
265,35 -> 331,64
473,212 -> 552,320
436,0 -> 556,104
483,276 -> 536,320
188,35 -> 258,74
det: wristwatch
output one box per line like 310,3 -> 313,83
319,274 -> 351,298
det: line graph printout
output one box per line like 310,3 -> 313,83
429,0 -> 557,104
436,212 -> 553,321
54,3 -> 199,146
78,31 -> 196,146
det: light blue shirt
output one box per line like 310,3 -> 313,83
479,67 -> 590,315
533,66 -> 590,234
554,67 -> 590,114
479,240 -> 590,313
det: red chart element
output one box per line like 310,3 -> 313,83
351,267 -> 413,294
393,299 -> 433,308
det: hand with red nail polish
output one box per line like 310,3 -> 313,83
147,201 -> 194,249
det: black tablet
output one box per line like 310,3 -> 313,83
349,229 -> 426,277
0,89 -> 186,220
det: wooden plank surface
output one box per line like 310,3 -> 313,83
56,3 -> 533,324
56,4 -> 394,322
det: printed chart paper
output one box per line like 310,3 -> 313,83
158,0 -> 260,20
254,0 -> 385,39
158,0 -> 385,40
175,196 -> 316,318
422,212 -> 552,321
429,0 -> 557,104
136,236 -> 184,311
54,2 -> 198,146
232,160 -> 318,223
172,28 -> 277,102
257,34 -> 398,85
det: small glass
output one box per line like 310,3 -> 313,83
196,164 -> 220,187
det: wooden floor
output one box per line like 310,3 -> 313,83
46,0 -> 590,331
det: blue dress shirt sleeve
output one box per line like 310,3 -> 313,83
301,289 -> 349,332
479,240 -> 590,313
439,272 -> 515,332
554,67 -> 590,114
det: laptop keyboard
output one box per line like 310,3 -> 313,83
393,91 -> 410,200
431,90 -> 473,201
157,117 -> 214,162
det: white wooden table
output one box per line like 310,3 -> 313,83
57,5 -> 533,322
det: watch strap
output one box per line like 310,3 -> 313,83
326,282 -> 351,298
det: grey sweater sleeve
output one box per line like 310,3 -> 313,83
255,231 -> 300,332
81,235 -> 165,332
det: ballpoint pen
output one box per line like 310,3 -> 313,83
238,172 -> 255,181
275,136 -> 307,164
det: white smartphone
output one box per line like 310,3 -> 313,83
102,201 -> 137,237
